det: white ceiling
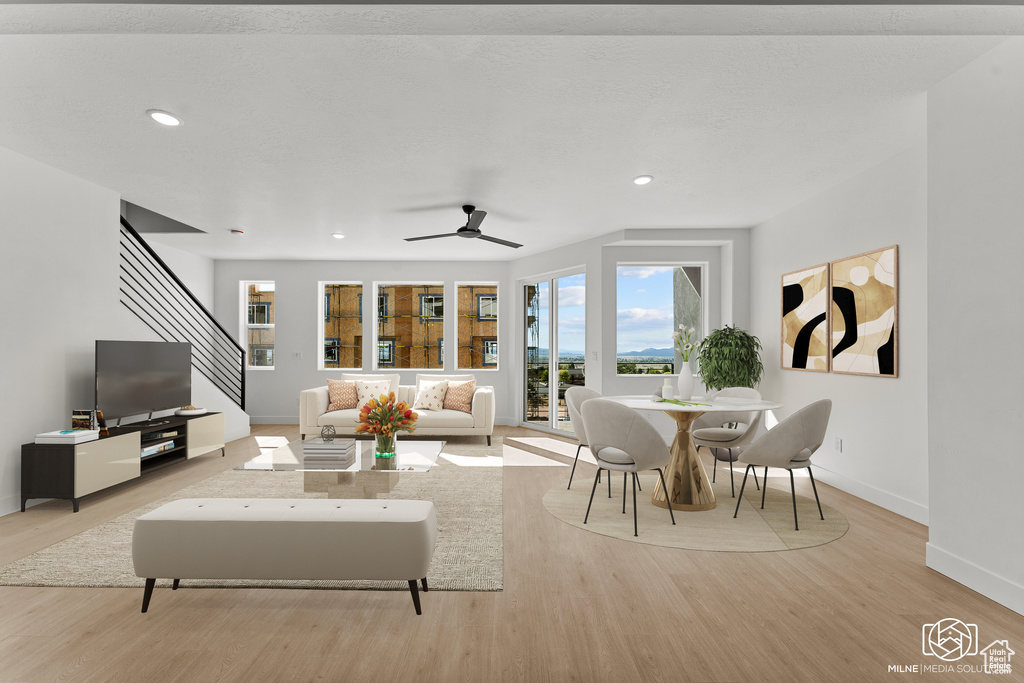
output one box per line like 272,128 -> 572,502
0,5 -> 1019,261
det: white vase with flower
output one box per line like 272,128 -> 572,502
672,325 -> 696,400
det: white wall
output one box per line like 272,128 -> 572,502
213,259 -> 514,424
926,37 -> 1024,615
750,139 -> 930,524
0,147 -> 124,514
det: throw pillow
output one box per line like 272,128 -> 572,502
356,380 -> 394,408
326,379 -> 357,411
413,379 -> 448,412
342,373 -> 401,395
443,379 -> 476,413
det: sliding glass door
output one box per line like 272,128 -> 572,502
523,272 -> 585,431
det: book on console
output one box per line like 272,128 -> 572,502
35,429 -> 100,444
302,451 -> 355,459
303,437 -> 355,448
303,455 -> 355,468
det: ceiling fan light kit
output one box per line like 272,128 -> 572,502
404,204 -> 522,249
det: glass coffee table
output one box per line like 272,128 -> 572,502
240,439 -> 445,499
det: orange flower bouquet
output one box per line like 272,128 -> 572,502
354,392 -> 418,462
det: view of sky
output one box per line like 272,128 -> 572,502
616,266 -> 675,356
557,273 -> 585,358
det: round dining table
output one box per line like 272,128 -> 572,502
605,394 -> 781,511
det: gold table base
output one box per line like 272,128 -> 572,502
650,411 -> 716,511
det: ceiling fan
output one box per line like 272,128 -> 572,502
403,205 -> 522,249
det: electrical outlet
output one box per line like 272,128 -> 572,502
293,352 -> 303,360
834,437 -> 842,453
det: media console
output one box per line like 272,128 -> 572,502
21,412 -> 225,512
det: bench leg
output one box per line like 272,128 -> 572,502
408,579 -> 422,615
421,577 -> 428,593
172,579 -> 180,590
141,578 -> 156,613
486,435 -> 491,447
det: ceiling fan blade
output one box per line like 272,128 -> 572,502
477,234 -> 522,249
465,210 -> 487,231
404,233 -> 457,242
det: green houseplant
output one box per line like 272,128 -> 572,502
697,325 -> 764,391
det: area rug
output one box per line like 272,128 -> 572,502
543,472 -> 848,552
0,437 -> 502,591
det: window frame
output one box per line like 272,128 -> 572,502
477,294 -> 498,319
457,282 -> 500,372
419,293 -> 444,321
319,281 -> 364,371
373,281 -> 444,370
240,280 -> 275,371
482,338 -> 498,367
378,338 -> 397,367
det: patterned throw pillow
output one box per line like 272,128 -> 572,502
443,379 -> 476,413
356,380 -> 394,408
326,379 -> 357,411
413,379 -> 448,412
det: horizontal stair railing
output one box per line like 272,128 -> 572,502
118,216 -> 245,410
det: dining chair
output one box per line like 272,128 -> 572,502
733,399 -> 832,531
580,399 -> 676,537
565,386 -> 601,490
691,387 -> 763,497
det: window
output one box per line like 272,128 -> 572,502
458,284 -> 498,370
478,295 -> 497,318
482,339 -> 498,367
378,338 -> 396,366
615,265 -> 704,375
320,283 -> 362,369
420,294 -> 443,320
241,281 -> 275,369
376,283 -> 443,369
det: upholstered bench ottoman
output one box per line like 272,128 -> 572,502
132,498 -> 437,614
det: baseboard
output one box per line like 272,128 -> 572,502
926,543 -> 1024,617
0,493 -> 23,517
810,465 -> 928,526
249,416 -> 296,425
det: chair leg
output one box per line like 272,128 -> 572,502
141,578 -> 156,613
656,468 -> 675,525
808,467 -> 824,520
728,449 -> 736,497
733,465 -> 752,519
789,469 -> 799,531
584,469 -> 601,524
608,468 -> 612,498
631,472 -> 638,537
568,444 -> 582,490
408,579 -> 422,615
761,467 -> 769,509
711,447 -> 717,483
752,465 -> 760,491
622,472 -> 627,514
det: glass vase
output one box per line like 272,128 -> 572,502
375,433 -> 396,470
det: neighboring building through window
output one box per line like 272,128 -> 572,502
320,282 -> 362,369
376,283 -> 443,369
458,284 -> 498,370
242,281 -> 275,369
615,265 -> 704,375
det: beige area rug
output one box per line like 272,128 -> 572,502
543,472 -> 848,552
0,437 -> 502,591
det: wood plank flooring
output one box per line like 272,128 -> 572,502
2,425 -> 1022,682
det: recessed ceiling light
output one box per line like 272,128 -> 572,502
633,175 -> 653,185
332,233 -> 345,239
146,109 -> 182,126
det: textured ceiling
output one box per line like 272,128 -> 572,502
0,5 -> 1018,261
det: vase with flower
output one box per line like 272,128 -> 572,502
672,325 -> 697,400
355,392 -> 418,470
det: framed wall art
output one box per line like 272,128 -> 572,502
781,263 -> 830,372
829,245 -> 898,377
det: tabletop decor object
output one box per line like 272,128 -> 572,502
672,325 -> 697,399
320,425 -> 336,442
355,392 -> 418,470
697,325 -> 764,391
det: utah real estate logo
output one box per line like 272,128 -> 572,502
887,618 -> 1015,674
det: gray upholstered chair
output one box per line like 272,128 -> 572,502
733,399 -> 832,531
580,399 -> 676,537
565,386 -> 602,490
691,387 -> 763,497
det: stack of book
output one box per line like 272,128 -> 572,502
303,437 -> 356,468
141,440 -> 176,458
35,429 -> 100,445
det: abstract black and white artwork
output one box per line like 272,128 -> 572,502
830,245 -> 898,377
781,264 -> 830,372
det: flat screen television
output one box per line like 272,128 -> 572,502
95,340 -> 192,421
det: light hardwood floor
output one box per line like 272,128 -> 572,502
2,425 -> 1021,682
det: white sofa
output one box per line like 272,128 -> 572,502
300,374 -> 496,445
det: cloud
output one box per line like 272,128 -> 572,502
617,266 -> 673,280
635,289 -> 647,294
557,285 -> 586,307
617,308 -> 672,324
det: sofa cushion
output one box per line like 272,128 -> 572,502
415,374 -> 475,385
327,379 -> 357,411
356,380 -> 394,408
342,373 -> 400,394
318,409 -> 362,428
413,409 -> 475,429
413,379 -> 448,412
443,379 -> 476,413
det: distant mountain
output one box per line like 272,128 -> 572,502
617,347 -> 674,358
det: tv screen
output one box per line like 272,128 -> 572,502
95,340 -> 192,420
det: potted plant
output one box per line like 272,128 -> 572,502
697,325 -> 764,391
